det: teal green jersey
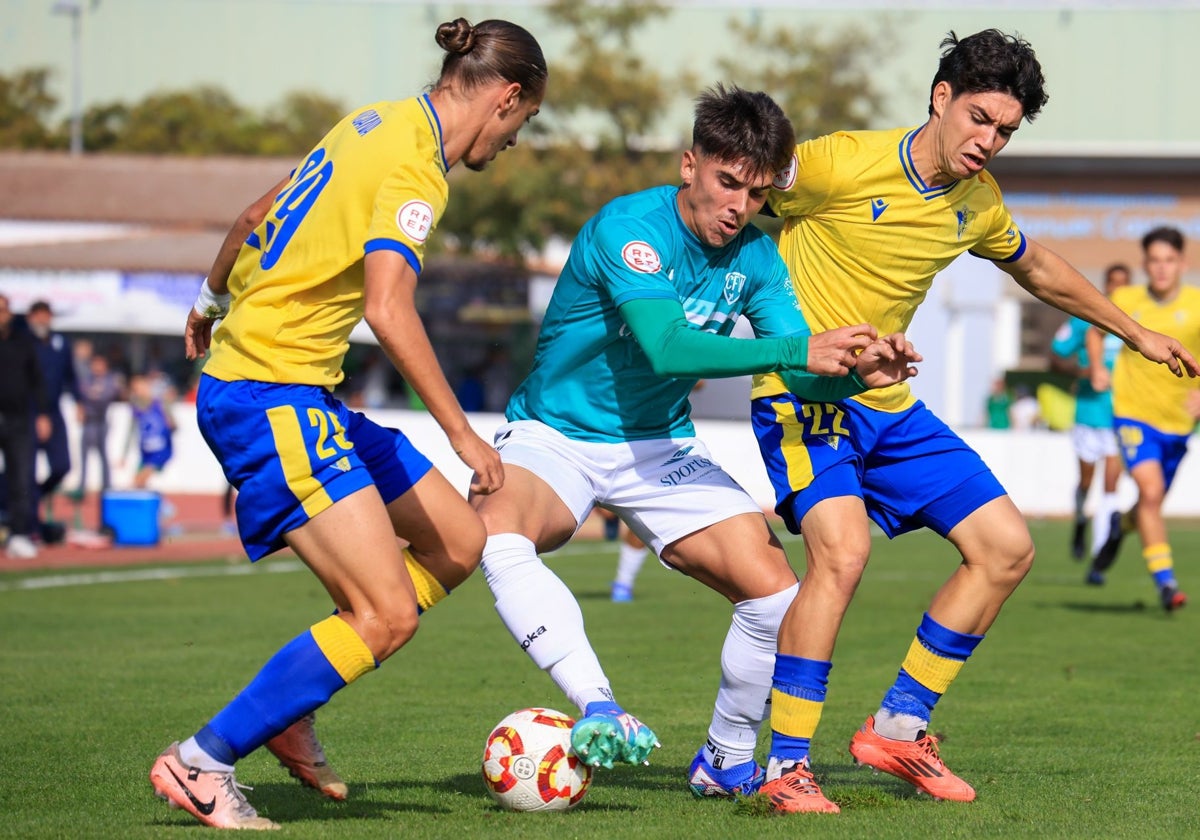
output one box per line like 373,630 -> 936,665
1051,316 -> 1119,428
507,185 -> 808,442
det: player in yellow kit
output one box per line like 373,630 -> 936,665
149,18 -> 546,830
1087,226 -> 1200,610
752,30 -> 1199,814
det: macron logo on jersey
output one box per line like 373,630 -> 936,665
871,198 -> 889,221
397,200 -> 434,243
622,241 -> 661,273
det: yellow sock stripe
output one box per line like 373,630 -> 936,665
404,548 -> 449,613
310,615 -> 376,684
1143,543 -> 1174,574
265,405 -> 333,518
901,637 -> 965,695
770,689 -> 824,739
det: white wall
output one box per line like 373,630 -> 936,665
58,404 -> 1193,518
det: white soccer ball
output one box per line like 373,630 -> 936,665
481,707 -> 593,812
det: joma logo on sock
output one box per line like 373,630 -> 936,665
520,626 -> 547,650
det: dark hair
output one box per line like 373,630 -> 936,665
29,300 -> 52,315
1142,226 -> 1185,253
929,30 -> 1048,121
1104,263 -> 1132,282
692,84 -> 795,181
435,18 -> 547,100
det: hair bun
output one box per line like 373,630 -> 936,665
436,18 -> 476,55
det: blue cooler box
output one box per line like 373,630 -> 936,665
101,490 -> 162,546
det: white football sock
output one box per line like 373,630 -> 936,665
872,708 -> 927,741
1092,491 -> 1120,555
481,534 -> 612,713
178,737 -> 234,773
614,543 -> 649,588
704,583 -> 799,768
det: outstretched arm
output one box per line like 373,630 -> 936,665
619,298 -> 874,380
1002,239 -> 1198,377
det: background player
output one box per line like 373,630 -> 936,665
1086,226 -> 1200,610
471,85 -> 919,795
149,18 -> 546,830
1050,263 -> 1130,561
751,30 -> 1198,814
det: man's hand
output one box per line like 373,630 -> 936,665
184,309 -> 217,361
451,431 -> 505,495
1089,365 -> 1111,393
856,333 -> 921,389
806,324 -> 877,376
1130,327 -> 1200,378
35,414 -> 52,443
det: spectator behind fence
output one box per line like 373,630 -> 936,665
25,301 -> 78,529
0,293 -> 52,559
75,352 -> 124,497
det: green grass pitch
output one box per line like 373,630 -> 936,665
0,519 -> 1195,838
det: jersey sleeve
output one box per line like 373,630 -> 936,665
589,215 -> 681,307
1051,317 -> 1087,359
967,172 -> 1027,263
364,156 -> 449,275
766,134 -> 841,219
740,253 -> 810,340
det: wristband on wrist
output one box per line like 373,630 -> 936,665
193,277 -> 232,319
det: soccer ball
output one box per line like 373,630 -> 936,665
481,707 -> 592,812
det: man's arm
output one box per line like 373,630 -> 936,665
184,175 -> 290,360
999,239 -> 1199,377
618,298 -> 873,380
363,250 -> 503,495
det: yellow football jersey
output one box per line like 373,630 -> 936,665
206,95 -> 451,387
1110,284 -> 1200,435
752,126 -> 1025,411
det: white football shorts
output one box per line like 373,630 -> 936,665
492,419 -> 761,557
1071,423 -> 1118,464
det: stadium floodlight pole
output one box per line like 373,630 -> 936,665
51,0 -> 95,156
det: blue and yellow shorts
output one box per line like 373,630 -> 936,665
751,395 -> 1005,538
1114,416 -> 1190,491
196,374 -> 432,560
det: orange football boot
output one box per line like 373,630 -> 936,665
848,715 -> 975,802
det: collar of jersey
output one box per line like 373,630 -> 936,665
418,94 -> 450,174
899,126 -> 959,200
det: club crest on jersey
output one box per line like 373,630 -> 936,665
723,272 -> 746,305
772,153 -> 798,191
622,241 -> 661,273
954,204 -> 977,241
397,200 -> 435,243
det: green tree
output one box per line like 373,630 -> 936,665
717,19 -> 890,139
108,87 -> 258,155
440,0 -> 683,260
256,91 -> 347,156
0,67 -> 61,149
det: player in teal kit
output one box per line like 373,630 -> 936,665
1050,263 -> 1130,561
471,85 -> 921,794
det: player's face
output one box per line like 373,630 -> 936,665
677,150 -> 773,248
1105,269 -> 1131,296
463,84 -> 542,172
1144,241 -> 1185,299
930,82 -> 1024,181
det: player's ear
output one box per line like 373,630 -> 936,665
497,81 -> 522,118
930,81 -> 952,119
680,149 -> 697,186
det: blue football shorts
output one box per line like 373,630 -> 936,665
750,395 -> 1006,539
1114,416 -> 1190,491
196,374 -> 433,560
